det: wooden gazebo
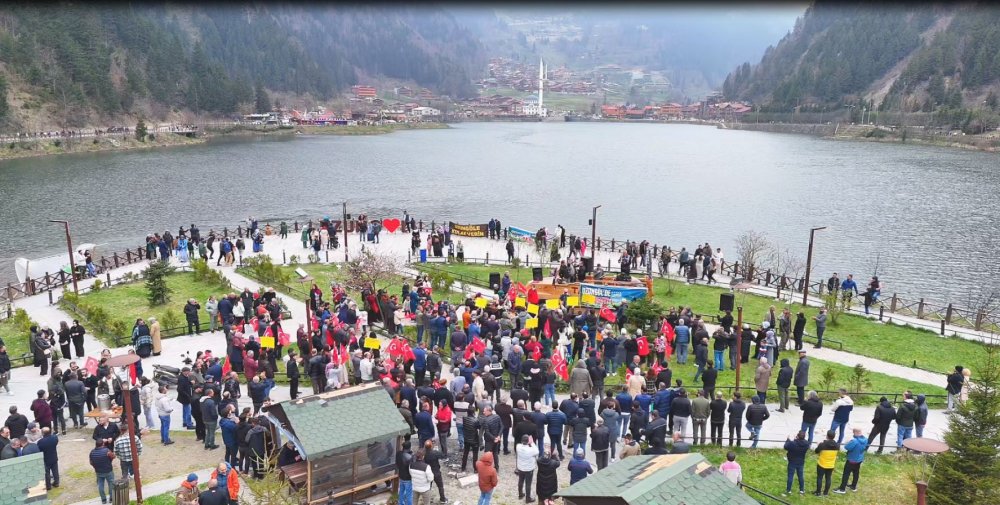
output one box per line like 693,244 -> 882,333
262,383 -> 410,504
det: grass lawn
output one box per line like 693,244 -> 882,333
259,262 -> 466,306
0,309 -> 35,366
697,446 -> 921,504
61,272 -> 232,346
416,262 -> 989,376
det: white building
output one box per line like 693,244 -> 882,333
535,58 -> 548,117
410,106 -> 441,117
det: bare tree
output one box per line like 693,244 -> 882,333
734,230 -> 775,281
342,249 -> 399,294
770,244 -> 808,302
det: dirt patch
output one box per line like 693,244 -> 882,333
49,429 -> 211,505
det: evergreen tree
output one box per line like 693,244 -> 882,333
254,82 -> 270,113
927,345 -> 1000,505
144,260 -> 175,306
135,119 -> 147,142
0,74 -> 9,122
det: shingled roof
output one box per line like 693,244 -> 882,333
556,454 -> 757,505
264,383 -> 409,458
0,452 -> 49,505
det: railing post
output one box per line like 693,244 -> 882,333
610,238 -> 616,251
48,290 -> 54,305
941,319 -> 946,335
879,305 -> 884,322
945,303 -> 954,325
106,272 -> 111,285
294,221 -> 299,232
419,220 -> 423,231
223,227 -> 229,237
890,293 -> 898,312
596,237 -> 601,249
917,298 -> 925,319
282,250 -> 287,265
325,250 -> 330,263
485,252 -> 489,264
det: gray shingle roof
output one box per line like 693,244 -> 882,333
0,452 -> 49,505
275,383 -> 410,458
557,454 -> 758,505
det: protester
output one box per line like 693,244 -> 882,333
814,430 -> 840,497
89,440 -> 116,504
566,448 -> 594,484
833,427 -> 869,494
783,431 -> 810,496
476,452 -> 499,505
829,389 -> 854,444
175,473 -> 200,505
896,394 -> 918,447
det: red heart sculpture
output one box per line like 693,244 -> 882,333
382,218 -> 401,233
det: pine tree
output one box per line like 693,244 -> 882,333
254,81 -> 270,113
0,74 -> 8,123
927,345 -> 1000,505
144,260 -> 175,306
135,119 -> 147,142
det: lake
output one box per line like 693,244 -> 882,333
1,121 -> 998,305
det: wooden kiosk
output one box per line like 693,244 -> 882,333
262,383 -> 410,504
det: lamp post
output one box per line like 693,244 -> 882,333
49,220 -> 78,295
802,226 -> 827,306
733,282 -> 752,391
342,202 -> 349,262
106,353 -> 143,504
590,205 -> 601,262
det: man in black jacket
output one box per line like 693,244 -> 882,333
590,418 -> 612,469
396,441 -> 413,504
799,390 -> 824,445
480,406 -> 502,471
701,363 -> 718,400
867,396 -> 896,454
177,368 -> 195,429
423,440 -> 448,503
286,352 -> 300,400
776,358 -> 794,412
946,366 -> 964,411
727,392 -> 746,447
4,406 -> 29,439
642,411 -> 668,452
183,299 -> 201,335
709,392 -> 727,446
578,392 -> 597,428
559,394 -> 579,448
460,410 -> 480,472
201,389 -> 219,450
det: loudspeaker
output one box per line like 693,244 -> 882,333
719,293 -> 735,312
580,257 -> 594,273
489,273 -> 501,291
532,267 -> 544,282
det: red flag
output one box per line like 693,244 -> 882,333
311,318 -> 320,331
386,339 -> 403,359
660,320 -> 675,340
250,317 -> 259,332
527,287 -> 539,305
543,319 -> 552,338
531,347 -> 541,362
552,352 -> 569,381
625,366 -> 632,381
464,346 -> 474,361
651,360 -> 662,376
470,336 -> 486,354
507,287 -> 517,302
278,331 -> 290,346
516,282 -> 528,295
402,342 -> 416,362
600,305 -> 617,323
339,344 -> 349,365
85,356 -> 99,376
221,356 -> 231,376
637,336 -> 650,356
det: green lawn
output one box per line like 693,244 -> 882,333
0,309 -> 35,366
416,262 -> 989,376
258,262 -> 466,306
61,272 -> 232,346
697,446 -> 921,504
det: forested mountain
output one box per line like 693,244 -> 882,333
722,2 -> 1000,120
0,3 -> 484,127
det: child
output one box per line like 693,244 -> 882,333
719,451 -> 742,484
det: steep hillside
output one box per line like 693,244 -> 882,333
0,3 -> 484,128
723,2 -> 1000,130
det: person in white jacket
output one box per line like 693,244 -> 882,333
409,450 -> 435,505
153,385 -> 175,445
515,434 -> 538,502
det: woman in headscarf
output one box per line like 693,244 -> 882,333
177,234 -> 189,263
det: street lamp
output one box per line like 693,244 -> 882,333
49,220 -> 79,295
589,205 -> 601,265
106,353 -> 144,504
802,226 -> 827,306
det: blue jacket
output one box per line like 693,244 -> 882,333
414,411 -> 435,440
841,279 -> 858,293
615,392 -> 633,413
413,347 -> 427,371
220,417 -> 238,447
567,454 -> 593,484
544,410 -> 566,435
635,393 -> 653,414
37,434 -> 59,465
675,325 -> 690,344
844,435 -> 868,463
654,389 -> 674,417
784,438 -> 810,465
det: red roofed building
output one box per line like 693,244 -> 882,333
352,85 -> 377,98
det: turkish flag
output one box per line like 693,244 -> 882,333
517,282 -> 528,295
402,342 -> 415,362
507,287 -> 517,302
651,360 -> 662,376
278,331 -> 290,346
531,347 -> 541,361
222,357 -> 231,376
85,356 -> 99,376
312,317 -> 320,331
527,288 -> 539,305
660,320 -> 675,340
339,344 -> 349,365
470,336 -> 487,354
600,306 -> 617,323
386,339 -> 403,358
543,319 -> 552,338
464,346 -> 475,361
637,336 -> 650,356
552,352 -> 569,381
625,366 -> 632,381
250,317 -> 259,332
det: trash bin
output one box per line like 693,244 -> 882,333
419,249 -> 427,263
111,478 -> 130,505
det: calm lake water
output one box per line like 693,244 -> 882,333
1,122 -> 998,303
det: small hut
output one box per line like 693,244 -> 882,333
556,453 -> 758,505
263,383 -> 410,504
0,452 -> 48,505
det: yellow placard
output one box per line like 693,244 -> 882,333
364,337 -> 381,350
527,303 -> 539,315
582,294 -> 597,305
260,336 -> 275,349
567,296 -> 580,307
525,318 -> 538,329
475,297 -> 488,309
545,299 -> 560,310
515,297 -> 526,308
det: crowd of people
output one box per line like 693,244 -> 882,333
0,217 -> 973,505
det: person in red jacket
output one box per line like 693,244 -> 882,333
476,452 -> 498,504
210,461 -> 240,504
31,390 -> 53,430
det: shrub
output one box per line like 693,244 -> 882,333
161,308 -> 181,330
307,254 -> 319,264
110,319 -> 129,339
242,256 -> 291,285
817,367 -> 838,401
288,255 -> 300,265
845,364 -> 872,395
624,297 -> 665,330
91,279 -> 103,292
53,139 -> 61,147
